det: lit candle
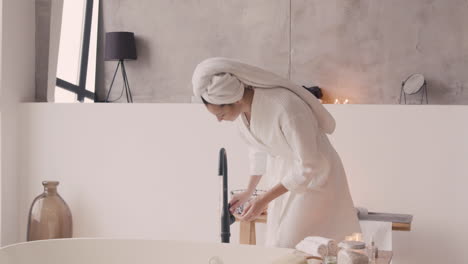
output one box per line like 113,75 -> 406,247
334,99 -> 340,104
343,99 -> 349,104
352,232 -> 363,241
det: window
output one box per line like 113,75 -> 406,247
55,0 -> 98,102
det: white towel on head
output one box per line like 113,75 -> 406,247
203,73 -> 245,104
295,236 -> 337,257
191,57 -> 336,134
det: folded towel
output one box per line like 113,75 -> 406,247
295,240 -> 327,258
295,236 -> 337,257
359,220 -> 392,251
305,236 -> 338,255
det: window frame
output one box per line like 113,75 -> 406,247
55,0 -> 95,102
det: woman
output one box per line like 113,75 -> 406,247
192,57 -> 360,248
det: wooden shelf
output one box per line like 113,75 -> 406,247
392,222 -> 411,231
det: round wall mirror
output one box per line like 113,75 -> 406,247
403,74 -> 425,95
400,73 -> 429,104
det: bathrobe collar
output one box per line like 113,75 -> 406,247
238,90 -> 268,151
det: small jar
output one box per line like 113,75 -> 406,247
337,241 -> 368,264
324,255 -> 337,264
338,241 -> 366,255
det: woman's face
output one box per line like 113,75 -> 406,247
205,103 -> 243,122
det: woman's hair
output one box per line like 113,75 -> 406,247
201,96 -> 210,105
201,96 -> 226,107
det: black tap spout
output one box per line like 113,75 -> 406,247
219,148 -> 235,243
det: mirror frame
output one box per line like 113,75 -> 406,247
402,73 -> 425,95
399,73 -> 429,104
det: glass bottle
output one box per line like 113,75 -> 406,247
366,240 -> 377,264
27,181 -> 73,241
229,189 -> 266,214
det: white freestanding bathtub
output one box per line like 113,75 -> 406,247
0,238 -> 295,264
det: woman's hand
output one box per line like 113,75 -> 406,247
229,189 -> 254,214
238,183 -> 288,222
239,194 -> 269,222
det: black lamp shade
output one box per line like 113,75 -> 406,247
104,32 -> 137,61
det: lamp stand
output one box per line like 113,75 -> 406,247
105,60 -> 133,103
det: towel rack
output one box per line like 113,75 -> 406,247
357,210 -> 413,231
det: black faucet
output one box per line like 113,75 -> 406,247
219,148 -> 236,243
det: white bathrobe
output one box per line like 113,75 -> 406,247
236,88 -> 361,248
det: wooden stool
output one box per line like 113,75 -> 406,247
234,213 -> 267,245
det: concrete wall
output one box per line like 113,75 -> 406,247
13,103 -> 468,264
291,0 -> 468,104
97,0 -> 468,104
97,0 -> 290,102
0,0 -> 36,246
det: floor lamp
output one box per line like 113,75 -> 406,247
104,32 -> 137,103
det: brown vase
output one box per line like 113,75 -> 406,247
27,181 -> 73,241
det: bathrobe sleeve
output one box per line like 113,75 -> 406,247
279,110 -> 330,193
248,146 -> 267,176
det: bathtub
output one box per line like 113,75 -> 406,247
0,238 -> 295,264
